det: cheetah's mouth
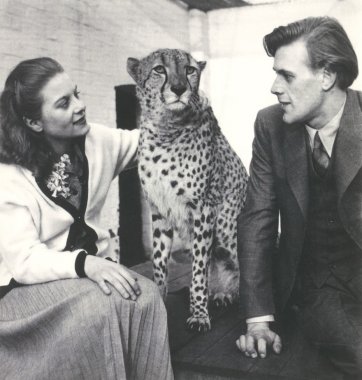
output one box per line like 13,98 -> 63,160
166,99 -> 188,110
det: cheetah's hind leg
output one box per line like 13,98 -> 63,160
151,212 -> 174,301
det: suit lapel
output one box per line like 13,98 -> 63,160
284,123 -> 309,220
334,89 -> 362,201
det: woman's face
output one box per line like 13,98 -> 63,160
37,72 -> 89,152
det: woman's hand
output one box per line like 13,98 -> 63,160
84,255 -> 141,300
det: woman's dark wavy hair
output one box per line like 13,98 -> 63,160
0,57 -> 64,178
263,16 -> 358,90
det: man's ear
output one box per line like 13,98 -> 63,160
321,68 -> 337,91
198,61 -> 207,72
23,117 -> 43,133
127,58 -> 140,84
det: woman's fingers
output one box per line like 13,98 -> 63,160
85,256 -> 142,300
97,279 -> 111,295
111,272 -> 139,300
118,267 -> 141,295
104,267 -> 143,300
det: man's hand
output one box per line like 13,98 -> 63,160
84,255 -> 141,300
236,322 -> 282,358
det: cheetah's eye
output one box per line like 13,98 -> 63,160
186,66 -> 196,75
153,65 -> 166,74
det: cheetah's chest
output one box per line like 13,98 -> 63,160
138,126 -> 215,222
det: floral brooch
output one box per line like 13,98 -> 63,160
46,154 -> 71,198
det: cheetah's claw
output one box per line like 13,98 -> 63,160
186,316 -> 211,332
211,293 -> 233,309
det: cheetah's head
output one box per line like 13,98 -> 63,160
127,49 -> 206,115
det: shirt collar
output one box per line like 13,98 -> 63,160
305,98 -> 346,157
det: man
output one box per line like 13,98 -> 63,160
236,16 -> 362,377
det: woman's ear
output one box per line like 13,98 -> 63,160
23,117 -> 43,133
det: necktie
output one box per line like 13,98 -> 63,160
312,131 -> 330,177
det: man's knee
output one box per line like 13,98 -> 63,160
299,292 -> 362,375
323,342 -> 362,377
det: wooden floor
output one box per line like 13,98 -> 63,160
132,252 -> 343,380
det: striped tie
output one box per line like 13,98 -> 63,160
312,131 -> 330,177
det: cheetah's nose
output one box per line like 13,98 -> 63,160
171,85 -> 187,97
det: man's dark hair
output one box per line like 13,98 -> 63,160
263,16 -> 358,90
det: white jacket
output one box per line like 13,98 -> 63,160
0,123 -> 139,287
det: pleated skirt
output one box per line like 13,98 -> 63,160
0,273 -> 174,380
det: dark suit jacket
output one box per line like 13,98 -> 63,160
238,89 -> 362,319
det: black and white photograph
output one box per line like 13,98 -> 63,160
0,0 -> 361,379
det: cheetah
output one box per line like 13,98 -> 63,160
127,49 -> 248,332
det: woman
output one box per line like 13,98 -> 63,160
0,57 -> 173,380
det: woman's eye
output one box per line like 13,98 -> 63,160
186,66 -> 196,75
153,65 -> 165,74
58,99 -> 69,109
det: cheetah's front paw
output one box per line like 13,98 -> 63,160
186,315 -> 211,332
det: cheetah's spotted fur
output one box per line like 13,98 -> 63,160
127,49 -> 248,331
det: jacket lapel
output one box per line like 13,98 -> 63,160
334,89 -> 362,201
284,123 -> 309,220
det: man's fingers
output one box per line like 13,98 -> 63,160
236,335 -> 246,352
257,338 -> 267,358
272,334 -> 282,354
246,335 -> 257,358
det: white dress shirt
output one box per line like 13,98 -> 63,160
305,99 -> 346,156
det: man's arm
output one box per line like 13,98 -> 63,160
237,111 -> 281,357
238,110 -> 279,318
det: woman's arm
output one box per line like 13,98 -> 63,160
0,200 -> 79,284
0,200 -> 141,298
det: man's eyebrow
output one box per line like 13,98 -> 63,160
273,68 -> 294,76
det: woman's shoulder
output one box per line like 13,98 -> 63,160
0,162 -> 24,178
0,163 -> 37,203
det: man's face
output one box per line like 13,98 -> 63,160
271,39 -> 325,127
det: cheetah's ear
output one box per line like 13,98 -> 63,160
198,61 -> 207,72
127,58 -> 140,83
